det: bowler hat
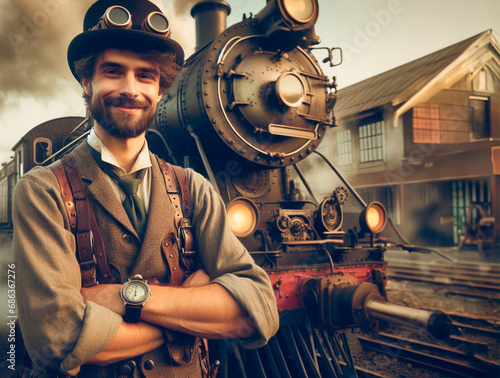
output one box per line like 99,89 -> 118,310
67,0 -> 184,81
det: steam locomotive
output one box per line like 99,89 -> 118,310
1,1 -> 452,376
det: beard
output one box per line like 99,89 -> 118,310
90,94 -> 157,139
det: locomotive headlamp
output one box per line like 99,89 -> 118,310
227,198 -> 259,238
282,0 -> 317,24
275,72 -> 305,107
359,202 -> 387,234
254,0 -> 318,32
91,6 -> 170,36
91,6 -> 132,30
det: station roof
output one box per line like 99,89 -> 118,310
334,30 -> 499,120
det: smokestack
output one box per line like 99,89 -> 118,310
190,0 -> 231,51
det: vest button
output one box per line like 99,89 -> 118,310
144,359 -> 155,370
120,360 -> 136,375
122,234 -> 133,243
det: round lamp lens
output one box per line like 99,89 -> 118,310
227,200 -> 258,237
277,73 -> 304,107
364,203 -> 386,233
366,207 -> 381,229
283,0 -> 315,23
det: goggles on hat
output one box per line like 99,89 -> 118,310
90,5 -> 170,37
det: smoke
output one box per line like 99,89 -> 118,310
160,0 -> 196,55
0,0 -> 199,112
169,0 -> 199,16
0,0 -> 93,111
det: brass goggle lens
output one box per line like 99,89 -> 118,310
91,6 -> 170,36
91,6 -> 132,30
142,12 -> 170,37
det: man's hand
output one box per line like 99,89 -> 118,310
81,284 -> 124,315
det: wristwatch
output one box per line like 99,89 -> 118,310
119,274 -> 152,323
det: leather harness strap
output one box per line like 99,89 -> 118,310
88,205 -> 115,283
50,155 -> 115,287
157,157 -> 186,284
172,165 -> 192,218
172,165 -> 197,268
51,160 -> 77,234
157,158 -> 184,226
161,232 -> 184,286
157,157 -> 198,276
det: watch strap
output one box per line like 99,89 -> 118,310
123,304 -> 142,323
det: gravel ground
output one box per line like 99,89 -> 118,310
351,246 -> 500,378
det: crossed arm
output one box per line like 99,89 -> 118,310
14,169 -> 277,372
82,270 -> 256,365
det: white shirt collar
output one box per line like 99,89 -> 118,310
87,127 -> 152,175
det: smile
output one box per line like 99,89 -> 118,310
113,105 -> 142,114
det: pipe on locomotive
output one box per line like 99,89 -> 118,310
191,0 -> 231,51
302,279 -> 452,340
365,299 -> 452,340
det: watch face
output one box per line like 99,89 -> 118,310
123,282 -> 149,303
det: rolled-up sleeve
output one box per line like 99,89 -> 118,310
13,167 -> 122,375
187,169 -> 279,348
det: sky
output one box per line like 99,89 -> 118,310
0,0 -> 499,164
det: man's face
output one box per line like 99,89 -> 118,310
82,49 -> 163,139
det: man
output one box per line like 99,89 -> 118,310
13,0 -> 279,376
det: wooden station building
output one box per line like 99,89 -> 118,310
319,30 -> 500,247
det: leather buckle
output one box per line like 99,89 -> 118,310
178,218 -> 195,256
79,255 -> 97,270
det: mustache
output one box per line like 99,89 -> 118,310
104,96 -> 150,109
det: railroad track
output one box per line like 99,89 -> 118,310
449,313 -> 500,337
357,331 -> 500,377
387,260 -> 500,298
355,259 -> 500,377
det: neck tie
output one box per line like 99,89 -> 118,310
88,144 -> 147,239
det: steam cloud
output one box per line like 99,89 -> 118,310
0,0 -> 197,112
170,0 -> 200,16
0,0 -> 93,110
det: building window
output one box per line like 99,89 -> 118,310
413,105 -> 441,143
359,121 -> 384,163
33,138 -> 52,165
336,130 -> 352,166
413,104 -> 470,144
469,96 -> 490,139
